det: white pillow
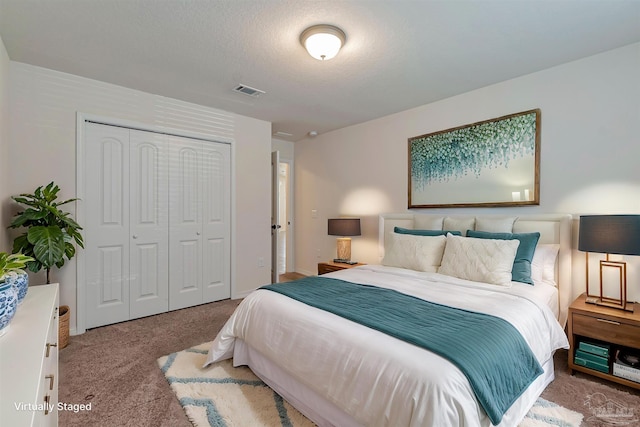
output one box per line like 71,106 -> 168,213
438,234 -> 519,286
475,217 -> 517,233
382,233 -> 446,272
443,217 -> 476,235
531,244 -> 560,287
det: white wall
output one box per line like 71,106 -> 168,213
295,43 -> 640,302
0,36 -> 10,252
272,138 -> 295,160
8,62 -> 272,333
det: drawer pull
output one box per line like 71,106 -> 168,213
46,374 -> 55,390
46,343 -> 57,357
44,395 -> 50,415
596,318 -> 621,326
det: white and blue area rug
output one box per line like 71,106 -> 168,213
158,342 -> 583,427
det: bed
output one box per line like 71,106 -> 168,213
206,214 -> 572,427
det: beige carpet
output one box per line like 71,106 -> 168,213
159,341 -> 584,427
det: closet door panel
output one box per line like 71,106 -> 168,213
172,239 -> 201,304
169,137 -> 203,310
202,143 -> 231,302
129,130 -> 169,318
85,123 -> 130,328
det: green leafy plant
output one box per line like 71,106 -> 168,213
0,252 -> 34,282
9,182 -> 84,284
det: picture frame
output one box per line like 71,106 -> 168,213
408,109 -> 540,208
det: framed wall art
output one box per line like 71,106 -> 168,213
408,109 -> 540,208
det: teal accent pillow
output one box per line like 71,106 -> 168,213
394,227 -> 462,236
466,230 -> 540,285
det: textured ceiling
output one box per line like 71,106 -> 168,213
1,0 -> 639,142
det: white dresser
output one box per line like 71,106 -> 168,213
0,283 -> 59,426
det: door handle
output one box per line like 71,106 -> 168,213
596,318 -> 621,325
46,343 -> 57,357
46,374 -> 55,390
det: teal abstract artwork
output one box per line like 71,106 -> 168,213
409,109 -> 540,208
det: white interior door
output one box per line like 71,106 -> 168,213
271,151 -> 281,283
169,135 -> 231,308
201,142 -> 231,302
279,160 -> 292,273
85,123 -> 131,328
129,130 -> 169,318
169,136 -> 203,310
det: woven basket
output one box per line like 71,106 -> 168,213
59,305 -> 70,349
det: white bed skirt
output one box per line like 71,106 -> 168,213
232,339 -> 557,427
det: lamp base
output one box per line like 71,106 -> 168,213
586,297 -> 635,312
336,237 -> 352,261
584,254 -> 633,312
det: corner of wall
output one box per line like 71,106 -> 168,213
0,35 -> 11,252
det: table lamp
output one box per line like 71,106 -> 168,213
328,218 -> 361,263
578,214 -> 640,311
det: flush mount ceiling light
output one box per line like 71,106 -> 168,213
300,24 -> 346,61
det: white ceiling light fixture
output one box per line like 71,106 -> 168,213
300,24 -> 346,61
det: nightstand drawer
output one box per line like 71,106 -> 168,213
572,313 -> 640,348
318,261 -> 366,275
320,264 -> 343,274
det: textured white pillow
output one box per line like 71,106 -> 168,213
382,233 -> 446,272
475,217 -> 517,233
443,217 -> 476,234
531,244 -> 560,287
438,234 -> 519,286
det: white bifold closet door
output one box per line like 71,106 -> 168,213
168,135 -> 231,310
84,123 -> 230,329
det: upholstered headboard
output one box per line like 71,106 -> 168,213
379,213 -> 572,326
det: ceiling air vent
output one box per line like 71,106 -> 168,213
274,131 -> 293,137
233,84 -> 265,98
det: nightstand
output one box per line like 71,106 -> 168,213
567,293 -> 640,390
318,261 -> 366,275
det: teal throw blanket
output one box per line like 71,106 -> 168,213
261,276 -> 543,425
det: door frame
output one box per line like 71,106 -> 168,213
75,112 -> 235,334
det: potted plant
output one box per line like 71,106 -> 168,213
2,262 -> 31,306
0,252 -> 34,337
8,182 -> 84,284
0,252 -> 34,283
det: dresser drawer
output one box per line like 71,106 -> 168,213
572,313 -> 640,349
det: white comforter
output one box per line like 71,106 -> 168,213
206,265 -> 569,427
